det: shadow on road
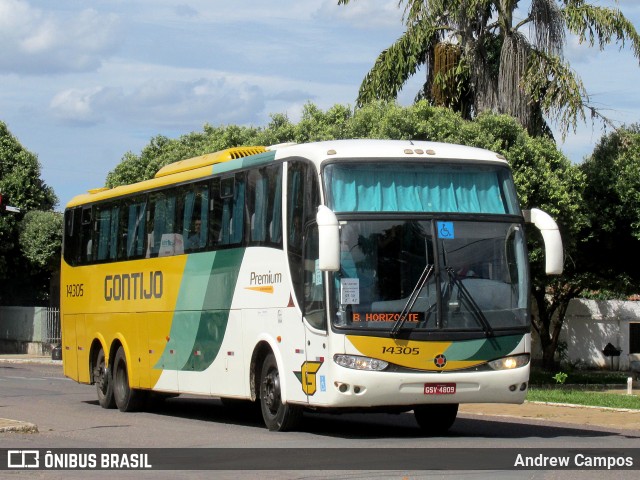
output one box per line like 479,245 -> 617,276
82,395 -> 624,440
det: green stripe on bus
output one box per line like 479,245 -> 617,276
212,151 -> 276,175
154,249 -> 246,372
184,310 -> 229,371
201,248 -> 246,310
241,151 -> 276,168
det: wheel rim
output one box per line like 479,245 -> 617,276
263,367 -> 281,415
96,353 -> 108,395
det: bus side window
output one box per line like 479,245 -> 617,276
95,203 -> 120,262
183,184 -> 209,252
303,223 -> 325,329
287,163 -> 304,254
231,173 -> 245,245
125,198 -> 147,259
147,191 -> 179,257
269,164 -> 283,247
287,161 -> 320,304
211,178 -> 223,247
215,173 -> 245,247
63,208 -> 80,266
80,206 -> 93,264
248,169 -> 268,244
219,176 -> 234,245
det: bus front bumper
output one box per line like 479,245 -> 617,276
309,364 -> 530,409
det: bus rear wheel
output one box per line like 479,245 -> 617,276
413,404 -> 458,435
259,353 -> 302,431
113,346 -> 146,412
94,347 -> 115,409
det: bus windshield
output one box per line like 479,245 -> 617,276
331,219 -> 529,333
324,162 -> 520,215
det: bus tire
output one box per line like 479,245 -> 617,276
113,346 -> 146,412
95,347 -> 115,409
413,404 -> 458,435
259,353 -> 302,432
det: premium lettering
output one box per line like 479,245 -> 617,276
104,271 -> 163,301
249,271 -> 282,286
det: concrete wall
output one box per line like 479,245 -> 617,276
531,299 -> 640,371
0,307 -> 50,355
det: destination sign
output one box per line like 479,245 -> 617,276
350,312 -> 425,323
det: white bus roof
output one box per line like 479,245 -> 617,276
67,139 -> 508,208
272,139 -> 507,168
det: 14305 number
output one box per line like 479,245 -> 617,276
382,346 -> 420,355
66,284 -> 84,297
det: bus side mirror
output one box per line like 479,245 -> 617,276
316,205 -> 340,271
523,208 -> 563,275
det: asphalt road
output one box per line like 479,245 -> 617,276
1,362 -> 639,479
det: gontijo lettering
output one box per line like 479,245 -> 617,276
104,271 -> 163,301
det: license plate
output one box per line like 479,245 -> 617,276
424,383 -> 456,395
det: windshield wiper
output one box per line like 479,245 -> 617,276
444,267 -> 494,337
391,264 -> 434,337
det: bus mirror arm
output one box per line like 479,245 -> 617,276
316,206 -> 340,271
523,208 -> 563,275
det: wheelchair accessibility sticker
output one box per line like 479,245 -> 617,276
437,221 -> 455,239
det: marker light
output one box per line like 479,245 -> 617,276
334,354 -> 388,371
487,354 -> 530,371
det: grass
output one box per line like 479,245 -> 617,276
527,388 -> 640,410
527,368 -> 640,410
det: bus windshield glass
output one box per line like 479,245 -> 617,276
325,162 -> 520,214
324,161 -> 527,333
331,219 -> 529,332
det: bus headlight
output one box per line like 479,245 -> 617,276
487,354 -> 529,370
334,354 -> 388,371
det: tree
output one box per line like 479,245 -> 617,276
518,125 -> 640,369
19,211 -> 63,304
578,125 -> 640,295
0,121 -> 59,305
20,211 -> 63,272
338,0 -> 640,137
470,113 -> 587,370
0,122 -> 56,212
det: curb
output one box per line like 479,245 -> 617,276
526,400 -> 640,413
0,419 -> 39,434
0,358 -> 62,366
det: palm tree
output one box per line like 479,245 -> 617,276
338,0 -> 640,137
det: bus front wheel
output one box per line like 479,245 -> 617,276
94,347 -> 115,409
113,346 -> 146,412
259,353 -> 302,432
413,404 -> 458,435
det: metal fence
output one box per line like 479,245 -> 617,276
45,307 -> 61,344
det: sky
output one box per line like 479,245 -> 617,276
1,0 -> 640,210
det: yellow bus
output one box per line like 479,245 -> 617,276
61,140 -> 563,433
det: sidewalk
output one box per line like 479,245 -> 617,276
460,400 -> 640,431
1,354 -> 639,434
